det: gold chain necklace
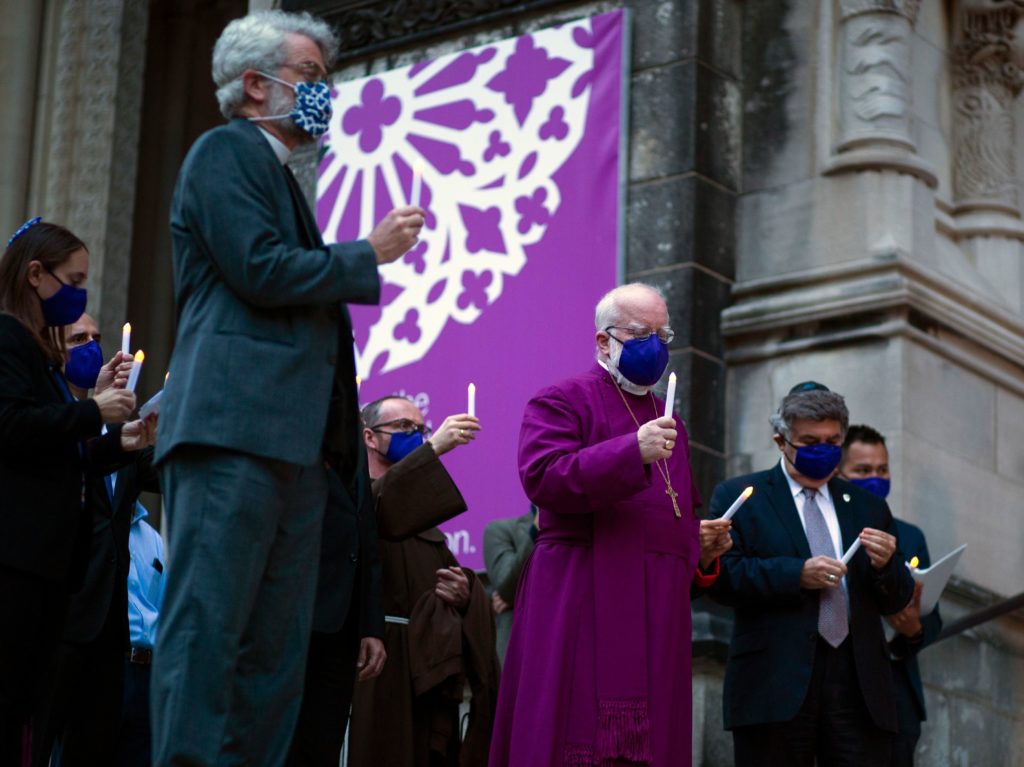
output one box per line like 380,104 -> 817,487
611,377 -> 681,518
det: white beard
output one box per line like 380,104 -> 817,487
601,342 -> 651,396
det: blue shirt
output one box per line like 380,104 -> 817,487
127,503 -> 165,649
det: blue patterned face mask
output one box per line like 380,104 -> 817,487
249,73 -> 332,138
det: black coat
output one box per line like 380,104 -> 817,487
707,463 -> 915,732
62,448 -> 159,643
0,314 -> 126,585
312,445 -> 384,637
889,518 -> 943,735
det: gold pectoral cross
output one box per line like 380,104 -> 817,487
666,486 -> 681,517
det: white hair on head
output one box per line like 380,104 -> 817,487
594,282 -> 666,331
212,10 -> 339,119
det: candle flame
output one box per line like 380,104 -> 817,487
468,382 -> 476,393
742,486 -> 753,499
134,350 -> 145,363
123,322 -> 131,333
909,556 -> 919,569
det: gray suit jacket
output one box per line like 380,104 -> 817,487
482,512 -> 535,663
156,119 -> 379,468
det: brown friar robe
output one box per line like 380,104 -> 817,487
347,442 -> 500,767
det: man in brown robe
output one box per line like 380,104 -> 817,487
347,395 -> 500,767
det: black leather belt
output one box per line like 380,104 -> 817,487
126,647 -> 153,665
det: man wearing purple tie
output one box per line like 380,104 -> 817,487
707,382 -> 915,766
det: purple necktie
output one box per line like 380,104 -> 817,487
803,488 -> 849,647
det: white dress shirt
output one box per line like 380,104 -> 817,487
258,127 -> 291,165
779,457 -> 848,588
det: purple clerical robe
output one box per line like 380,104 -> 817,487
489,364 -> 703,767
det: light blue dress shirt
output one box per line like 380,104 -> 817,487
127,503 -> 165,649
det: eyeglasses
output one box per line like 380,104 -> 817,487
369,418 -> 431,437
281,61 -> 329,86
604,325 -> 675,345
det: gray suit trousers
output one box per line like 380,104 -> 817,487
151,446 -> 326,766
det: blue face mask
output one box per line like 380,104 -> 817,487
850,476 -> 891,499
614,334 -> 669,387
787,441 -> 843,480
384,430 -> 423,463
39,270 -> 87,327
65,339 -> 103,390
250,73 -> 332,138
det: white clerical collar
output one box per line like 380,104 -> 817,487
779,456 -> 833,505
597,358 -> 650,396
258,128 -> 291,164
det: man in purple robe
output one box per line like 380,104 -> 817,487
490,283 -> 733,767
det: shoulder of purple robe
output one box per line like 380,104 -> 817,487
517,368 -> 653,512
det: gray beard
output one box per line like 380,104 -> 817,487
599,349 -> 650,396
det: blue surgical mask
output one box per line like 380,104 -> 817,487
384,430 -> 423,463
850,476 -> 890,499
65,340 -> 103,390
39,270 -> 87,327
786,441 -> 842,480
250,73 -> 332,138
613,334 -> 669,387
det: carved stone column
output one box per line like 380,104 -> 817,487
27,0 -> 149,340
952,0 -> 1024,219
825,0 -> 936,186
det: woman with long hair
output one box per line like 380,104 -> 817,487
0,218 -> 153,764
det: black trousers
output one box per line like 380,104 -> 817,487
732,638 -> 893,767
39,598 -> 125,767
285,613 -> 361,767
118,659 -> 152,767
0,567 -> 66,767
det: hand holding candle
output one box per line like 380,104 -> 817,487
121,323 -> 131,355
126,350 -> 144,393
722,486 -> 754,520
467,382 -> 476,418
663,372 -> 677,419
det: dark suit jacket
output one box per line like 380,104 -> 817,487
888,518 -> 942,735
708,463 -> 915,732
0,314 -> 127,585
62,448 -> 160,644
312,445 -> 384,637
156,118 -> 379,475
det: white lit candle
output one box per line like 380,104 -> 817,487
467,382 -> 476,417
126,350 -> 144,393
663,371 -> 677,419
121,323 -> 131,356
410,160 -> 425,208
841,538 -> 861,565
722,486 -> 754,520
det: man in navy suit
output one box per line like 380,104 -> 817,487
708,382 -> 914,766
840,424 -> 942,767
151,10 -> 423,766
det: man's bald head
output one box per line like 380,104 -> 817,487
594,283 -> 667,333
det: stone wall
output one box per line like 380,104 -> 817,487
730,1 -> 1024,762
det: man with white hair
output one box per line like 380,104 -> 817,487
151,10 -> 422,766
489,283 -> 733,766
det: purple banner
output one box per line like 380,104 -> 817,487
317,11 -> 625,569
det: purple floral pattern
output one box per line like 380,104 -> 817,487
317,16 -> 599,379
342,79 -> 401,153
